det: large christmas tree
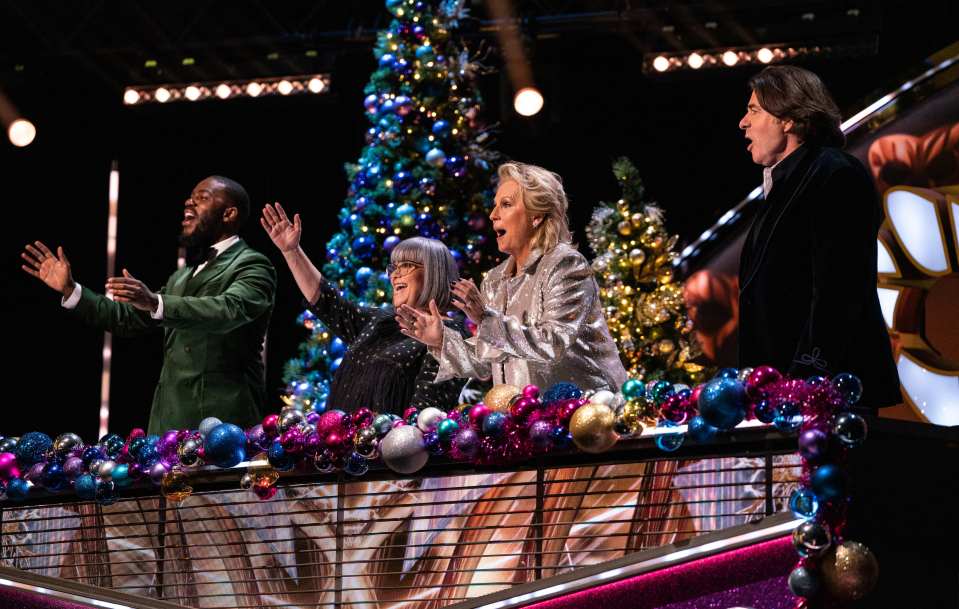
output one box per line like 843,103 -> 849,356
282,0 -> 499,412
587,158 -> 708,390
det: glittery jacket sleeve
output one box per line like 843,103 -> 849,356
307,277 -> 376,344
477,250 -> 596,364
411,323 -> 469,409
431,328 -> 496,383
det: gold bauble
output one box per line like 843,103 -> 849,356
617,220 -> 632,236
630,212 -> 645,228
658,269 -> 674,284
656,339 -> 676,355
161,470 -> 193,503
821,541 -> 879,602
570,403 -> 618,453
484,384 -> 521,413
628,248 -> 646,267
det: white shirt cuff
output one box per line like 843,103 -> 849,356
61,283 -> 83,309
151,294 -> 165,320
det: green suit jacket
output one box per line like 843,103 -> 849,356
71,239 -> 276,434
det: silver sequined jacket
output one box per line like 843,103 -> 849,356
433,243 -> 627,392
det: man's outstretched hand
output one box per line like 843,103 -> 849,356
21,241 -> 75,296
106,270 -> 160,313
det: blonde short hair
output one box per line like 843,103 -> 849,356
496,162 -> 572,253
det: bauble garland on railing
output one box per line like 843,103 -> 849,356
0,366 -> 875,604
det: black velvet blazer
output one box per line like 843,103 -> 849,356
738,144 -> 901,409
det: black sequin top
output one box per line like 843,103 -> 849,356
309,278 -> 467,415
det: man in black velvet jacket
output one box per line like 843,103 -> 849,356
737,65 -> 901,410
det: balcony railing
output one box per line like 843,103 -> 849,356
1,425 -> 800,608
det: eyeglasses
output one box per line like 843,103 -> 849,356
387,261 -> 423,277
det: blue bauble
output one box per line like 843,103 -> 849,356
415,44 -> 434,59
138,443 -> 160,467
15,431 -> 53,466
41,462 -> 68,492
128,437 -> 147,460
432,119 -> 451,136
832,412 -> 867,447
383,236 -> 401,252
621,379 -> 645,399
788,566 -> 821,598
687,415 -> 718,443
549,426 -> 572,449
378,53 -> 395,68
81,446 -> 105,465
363,94 -> 378,112
423,431 -> 444,456
373,414 -> 394,437
6,478 -> 30,501
99,433 -> 125,458
698,378 -> 747,430
355,266 -> 373,286
394,203 -> 416,218
832,373 -> 863,406
716,367 -> 740,380
810,464 -> 844,501
482,412 -> 507,437
754,399 -> 777,424
655,421 -> 685,452
344,452 -> 369,477
268,441 -> 295,471
542,382 -> 582,404
330,337 -> 346,358
773,400 -> 803,432
330,357 -> 343,373
0,437 -> 18,453
649,380 -> 675,403
425,148 -> 447,167
74,474 -> 97,500
112,463 -> 132,488
789,487 -> 820,519
205,423 -> 248,468
95,479 -> 117,506
352,235 -> 375,259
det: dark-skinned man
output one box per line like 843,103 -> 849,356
21,176 -> 276,433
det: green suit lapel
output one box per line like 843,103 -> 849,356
185,239 -> 246,296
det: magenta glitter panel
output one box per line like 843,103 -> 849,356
521,536 -> 796,609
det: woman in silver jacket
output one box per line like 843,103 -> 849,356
396,161 -> 627,393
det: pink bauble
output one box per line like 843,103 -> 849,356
262,414 -> 280,436
0,452 -> 21,480
317,410 -> 347,437
469,404 -> 491,428
522,384 -> 540,399
746,365 -> 783,400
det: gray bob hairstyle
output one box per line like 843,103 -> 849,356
497,162 -> 572,253
389,237 -> 459,310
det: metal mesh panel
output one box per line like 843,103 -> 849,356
1,448 -> 801,608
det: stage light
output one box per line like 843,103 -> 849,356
687,53 -> 704,69
653,56 -> 670,72
122,74 -> 331,104
123,89 -> 140,105
277,80 -> 293,95
246,82 -> 263,97
8,118 -> 36,147
308,77 -> 326,93
757,47 -> 775,63
513,87 -> 544,117
154,87 -> 171,103
185,86 -> 201,101
215,84 -> 232,99
722,51 -> 739,66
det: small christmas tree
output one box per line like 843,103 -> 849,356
282,0 -> 500,412
587,158 -> 708,392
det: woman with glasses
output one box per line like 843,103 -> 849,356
396,162 -> 627,393
261,203 -> 466,415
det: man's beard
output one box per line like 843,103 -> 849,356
180,214 -> 222,262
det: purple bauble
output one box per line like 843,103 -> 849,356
247,424 -> 268,450
305,411 -> 321,425
158,430 -> 180,461
451,428 -> 480,460
63,456 -> 85,478
529,420 -> 553,451
149,462 -> 169,484
26,462 -> 45,483
798,428 -> 830,462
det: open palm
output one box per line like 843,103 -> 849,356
260,202 -> 301,253
21,241 -> 73,295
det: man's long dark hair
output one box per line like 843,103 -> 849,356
748,65 -> 845,148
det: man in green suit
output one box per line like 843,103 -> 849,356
21,176 -> 276,434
